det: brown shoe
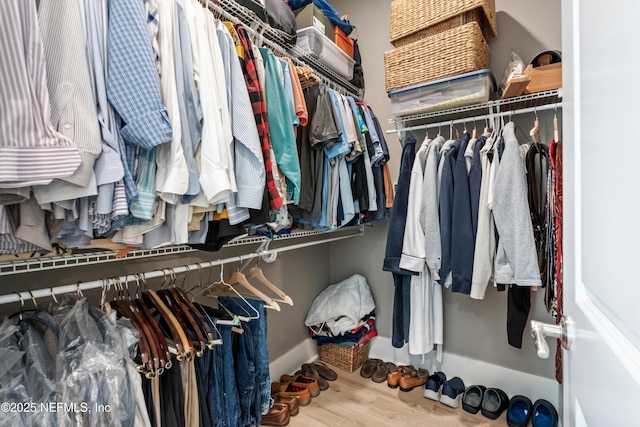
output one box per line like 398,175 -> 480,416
261,403 -> 290,426
280,374 -> 320,397
372,362 -> 397,383
274,394 -> 299,416
299,366 -> 330,390
399,368 -> 429,392
359,358 -> 382,378
387,365 -> 415,389
271,382 -> 311,406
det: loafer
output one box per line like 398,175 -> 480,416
531,399 -> 558,427
261,403 -> 290,426
387,365 -> 415,389
311,361 -> 338,381
462,385 -> 486,414
280,374 -> 320,397
481,388 -> 510,420
507,395 -> 533,427
271,382 -> 311,406
423,371 -> 446,400
359,358 -> 382,378
398,368 -> 429,392
372,362 -> 397,383
439,376 -> 466,408
274,394 -> 299,417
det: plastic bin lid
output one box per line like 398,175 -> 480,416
387,69 -> 496,95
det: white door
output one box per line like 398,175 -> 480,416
561,0 -> 640,425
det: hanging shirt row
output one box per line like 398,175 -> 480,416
0,0 -> 393,254
384,119 -> 562,356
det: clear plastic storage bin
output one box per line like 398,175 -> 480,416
296,26 -> 355,80
388,69 -> 496,116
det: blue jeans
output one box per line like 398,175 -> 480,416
219,297 -> 271,425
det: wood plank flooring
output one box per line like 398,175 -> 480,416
287,367 -> 506,426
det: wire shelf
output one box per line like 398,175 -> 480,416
0,226 -> 363,276
389,89 -> 563,127
211,0 -> 363,99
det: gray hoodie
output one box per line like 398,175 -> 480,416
492,122 -> 542,287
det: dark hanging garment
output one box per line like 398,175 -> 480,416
451,133 -> 474,294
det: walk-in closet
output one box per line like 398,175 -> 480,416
0,0 -> 637,426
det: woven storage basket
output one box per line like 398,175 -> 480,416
384,22 -> 490,93
318,341 -> 370,373
390,0 -> 497,47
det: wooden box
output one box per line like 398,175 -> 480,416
524,63 -> 562,94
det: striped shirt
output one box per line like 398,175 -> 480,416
0,0 -> 82,188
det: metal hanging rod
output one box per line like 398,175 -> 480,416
387,102 -> 563,134
0,227 -> 363,306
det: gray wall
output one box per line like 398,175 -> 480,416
330,0 -> 562,378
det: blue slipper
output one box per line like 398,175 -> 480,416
532,399 -> 558,427
423,372 -> 446,401
507,395 -> 533,427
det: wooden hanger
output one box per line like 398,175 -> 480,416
553,108 -> 560,142
247,266 -> 293,306
158,268 -> 207,357
201,263 -> 263,321
226,271 -> 281,311
530,109 -> 540,145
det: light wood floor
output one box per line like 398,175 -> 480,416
287,367 -> 507,426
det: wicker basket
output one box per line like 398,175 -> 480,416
384,22 -> 490,93
390,0 -> 497,47
318,341 -> 370,373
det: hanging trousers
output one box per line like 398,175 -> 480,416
507,285 -> 531,348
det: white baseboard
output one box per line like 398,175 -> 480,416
269,338 -> 318,380
368,336 -> 561,409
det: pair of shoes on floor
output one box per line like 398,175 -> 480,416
271,376 -> 315,407
507,396 -> 558,427
462,385 -> 509,419
261,402 -> 291,426
302,361 -> 338,383
360,358 -> 398,383
298,365 -> 330,391
280,373 -> 321,397
387,365 -> 415,389
398,367 -> 429,392
423,372 -> 466,408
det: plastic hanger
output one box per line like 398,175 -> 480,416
247,264 -> 294,306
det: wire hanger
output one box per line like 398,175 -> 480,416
203,262 -> 261,321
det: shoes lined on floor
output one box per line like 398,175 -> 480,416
261,403 -> 290,426
461,384 -> 486,413
439,376 -> 466,408
480,388 -> 510,419
280,373 -> 321,397
423,371 -> 446,400
398,368 -> 429,392
387,365 -> 415,389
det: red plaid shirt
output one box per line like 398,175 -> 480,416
235,24 -> 283,210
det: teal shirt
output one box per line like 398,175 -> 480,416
259,48 -> 301,204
